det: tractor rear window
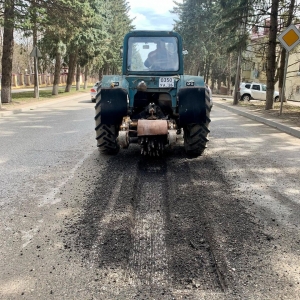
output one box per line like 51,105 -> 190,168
127,37 -> 179,72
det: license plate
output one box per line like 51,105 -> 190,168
159,77 -> 174,88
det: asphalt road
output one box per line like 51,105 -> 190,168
1,94 -> 300,299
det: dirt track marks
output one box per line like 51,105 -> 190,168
129,160 -> 171,298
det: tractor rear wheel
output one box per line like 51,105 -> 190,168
183,90 -> 211,157
95,102 -> 120,155
183,123 -> 210,157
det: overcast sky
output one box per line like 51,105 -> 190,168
127,0 -> 182,31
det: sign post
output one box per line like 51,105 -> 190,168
277,25 -> 300,115
30,46 -> 42,99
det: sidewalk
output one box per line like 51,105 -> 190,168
0,91 -> 89,118
213,95 -> 300,139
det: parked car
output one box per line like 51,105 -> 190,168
205,83 -> 213,106
90,81 -> 102,102
233,82 -> 279,102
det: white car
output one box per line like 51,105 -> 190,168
90,81 -> 101,102
234,82 -> 279,102
205,83 -> 213,107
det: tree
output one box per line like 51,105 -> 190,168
0,0 -> 134,103
172,0 -> 240,93
1,0 -> 15,104
218,0 -> 300,109
30,0 -> 92,94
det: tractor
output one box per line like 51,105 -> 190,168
95,31 -> 212,157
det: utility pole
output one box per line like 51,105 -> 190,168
33,20 -> 38,98
233,17 -> 246,105
30,46 -> 42,99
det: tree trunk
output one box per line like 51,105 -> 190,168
99,68 -> 103,81
76,64 -> 80,90
211,76 -> 215,91
84,65 -> 88,89
206,59 -> 212,83
217,77 -> 221,92
265,0 -> 279,110
1,0 -> 15,105
65,52 -> 77,92
52,50 -> 61,95
227,54 -> 231,95
203,57 -> 208,82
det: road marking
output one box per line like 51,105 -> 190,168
39,150 -> 93,206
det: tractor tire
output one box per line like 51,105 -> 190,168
95,101 -> 120,155
183,94 -> 211,157
184,123 -> 210,157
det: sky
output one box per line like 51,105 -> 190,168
127,0 -> 182,31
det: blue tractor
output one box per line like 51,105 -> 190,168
95,31 -> 212,157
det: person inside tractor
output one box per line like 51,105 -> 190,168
144,39 -> 179,71
144,39 -> 168,69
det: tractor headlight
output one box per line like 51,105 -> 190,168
110,82 -> 120,88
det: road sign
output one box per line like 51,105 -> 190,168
277,25 -> 300,114
277,24 -> 300,52
30,46 -> 42,58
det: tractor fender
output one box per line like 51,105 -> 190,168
178,87 -> 207,126
95,75 -> 128,125
177,75 -> 209,126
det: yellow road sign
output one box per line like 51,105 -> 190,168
278,24 -> 300,52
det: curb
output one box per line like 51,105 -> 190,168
213,100 -> 300,139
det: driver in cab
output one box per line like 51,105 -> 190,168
144,40 -> 168,69
144,40 -> 178,71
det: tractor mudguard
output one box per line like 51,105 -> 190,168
178,87 -> 206,126
95,88 -> 128,125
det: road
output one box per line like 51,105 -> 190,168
0,94 -> 300,299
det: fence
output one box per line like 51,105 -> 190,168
8,73 -> 96,87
